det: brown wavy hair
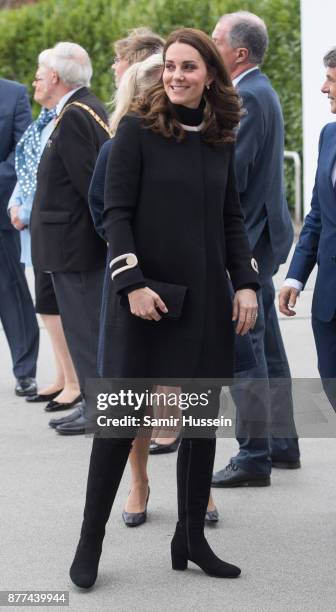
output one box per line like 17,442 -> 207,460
133,28 -> 242,145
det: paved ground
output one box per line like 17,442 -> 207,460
0,259 -> 335,612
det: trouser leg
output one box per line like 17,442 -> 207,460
262,278 -> 300,462
52,269 -> 104,392
312,315 -> 336,412
231,290 -> 271,474
0,230 -> 39,378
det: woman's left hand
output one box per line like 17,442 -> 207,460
232,289 -> 258,335
10,206 -> 25,231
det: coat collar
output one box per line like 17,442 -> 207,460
56,87 -> 90,115
235,67 -> 261,87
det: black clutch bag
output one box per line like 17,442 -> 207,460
145,279 -> 188,319
121,279 -> 188,320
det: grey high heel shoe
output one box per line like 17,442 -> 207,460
205,506 -> 219,524
122,487 -> 150,527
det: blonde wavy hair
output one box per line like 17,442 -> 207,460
109,52 -> 163,135
114,27 -> 164,65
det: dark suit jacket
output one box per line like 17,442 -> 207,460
287,122 -> 336,322
235,69 -> 293,269
30,87 -> 108,271
0,78 -> 32,230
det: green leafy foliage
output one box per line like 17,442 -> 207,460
0,0 -> 301,209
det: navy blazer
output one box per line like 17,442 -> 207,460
236,69 -> 293,265
0,78 -> 32,230
287,122 -> 336,322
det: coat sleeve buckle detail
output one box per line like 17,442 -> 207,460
109,253 -> 138,280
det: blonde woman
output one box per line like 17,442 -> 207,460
89,54 -> 170,526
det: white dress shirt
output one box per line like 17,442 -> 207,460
232,67 -> 259,87
56,87 -> 84,116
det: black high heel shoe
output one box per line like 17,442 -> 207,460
149,433 -> 181,454
122,487 -> 150,527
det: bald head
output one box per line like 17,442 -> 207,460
212,11 -> 268,78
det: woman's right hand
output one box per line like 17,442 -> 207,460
128,287 -> 168,321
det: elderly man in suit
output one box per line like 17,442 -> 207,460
30,42 -> 110,434
211,11 -> 300,487
280,47 -> 336,411
0,77 -> 39,396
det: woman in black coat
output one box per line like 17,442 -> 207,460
70,28 -> 259,589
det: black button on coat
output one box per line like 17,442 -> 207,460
102,115 -> 259,380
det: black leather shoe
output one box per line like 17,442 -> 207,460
205,507 -> 219,524
44,394 -> 82,412
56,413 -> 90,435
15,378 -> 37,397
49,406 -> 82,429
149,434 -> 181,455
212,464 -> 271,487
272,459 -> 301,469
26,389 -> 63,403
122,487 -> 150,527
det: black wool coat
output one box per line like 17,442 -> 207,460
101,115 -> 259,380
31,87 -> 108,272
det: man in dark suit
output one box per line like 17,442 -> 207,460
30,42 -> 109,434
280,47 -> 336,411
0,77 -> 39,396
211,11 -> 300,487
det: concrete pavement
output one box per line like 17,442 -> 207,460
0,261 -> 335,612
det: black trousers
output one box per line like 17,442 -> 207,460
52,269 -> 104,393
0,230 -> 39,378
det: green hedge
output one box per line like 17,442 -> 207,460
0,0 -> 301,209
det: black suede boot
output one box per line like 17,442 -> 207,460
171,437 -> 241,578
70,436 -> 133,588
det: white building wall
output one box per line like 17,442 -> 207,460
301,0 -> 336,214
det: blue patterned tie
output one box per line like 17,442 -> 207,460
15,107 -> 56,199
